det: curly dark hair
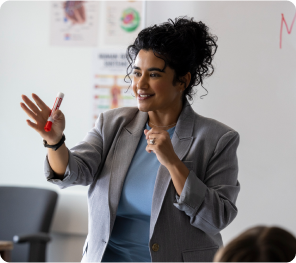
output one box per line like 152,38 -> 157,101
124,16 -> 218,102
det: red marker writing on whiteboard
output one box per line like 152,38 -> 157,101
44,92 -> 64,132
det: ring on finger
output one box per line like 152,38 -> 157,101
150,138 -> 156,145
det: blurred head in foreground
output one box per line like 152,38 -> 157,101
214,226 -> 296,262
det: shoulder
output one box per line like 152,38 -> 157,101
94,106 -> 139,130
187,109 -> 239,145
102,106 -> 139,121
195,112 -> 238,134
182,102 -> 238,136
189,112 -> 240,153
198,113 -> 239,145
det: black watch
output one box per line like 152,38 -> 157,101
43,134 -> 66,151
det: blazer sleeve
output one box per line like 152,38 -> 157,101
173,130 -> 240,236
44,113 -> 104,189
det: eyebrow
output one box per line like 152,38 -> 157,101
132,66 -> 165,73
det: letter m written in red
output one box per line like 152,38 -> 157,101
280,11 -> 296,49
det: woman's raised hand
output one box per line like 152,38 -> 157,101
20,93 -> 65,145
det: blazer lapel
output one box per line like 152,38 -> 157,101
149,100 -> 195,239
108,110 -> 148,230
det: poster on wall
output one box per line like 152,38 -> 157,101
92,49 -> 137,127
50,1 -> 99,46
103,1 -> 144,46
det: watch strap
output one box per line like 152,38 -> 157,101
43,134 -> 66,151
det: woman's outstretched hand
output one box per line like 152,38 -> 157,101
20,93 -> 65,145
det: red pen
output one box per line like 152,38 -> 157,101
44,92 -> 64,132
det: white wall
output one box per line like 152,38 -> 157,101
0,1 -> 296,262
0,1 -> 92,261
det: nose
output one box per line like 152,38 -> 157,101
135,74 -> 149,89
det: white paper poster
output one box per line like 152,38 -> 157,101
91,49 -> 137,127
50,1 -> 99,46
103,1 -> 144,46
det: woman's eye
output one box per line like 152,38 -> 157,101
132,72 -> 140,77
150,73 -> 159,77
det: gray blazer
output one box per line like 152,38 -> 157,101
44,100 -> 240,262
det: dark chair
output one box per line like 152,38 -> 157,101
0,186 -> 58,262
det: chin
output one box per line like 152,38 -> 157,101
137,105 -> 150,112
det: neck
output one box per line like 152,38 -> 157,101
148,101 -> 183,130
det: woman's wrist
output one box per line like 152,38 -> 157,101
44,134 -> 66,151
46,134 -> 64,145
167,158 -> 190,196
166,158 -> 188,175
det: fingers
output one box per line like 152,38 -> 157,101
26,119 -> 38,130
32,93 -> 51,114
53,109 -> 63,120
21,94 -> 40,115
145,144 -> 154,154
20,102 -> 39,122
145,128 -> 162,139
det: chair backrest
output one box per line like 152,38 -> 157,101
0,186 -> 58,262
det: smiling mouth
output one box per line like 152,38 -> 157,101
138,94 -> 154,98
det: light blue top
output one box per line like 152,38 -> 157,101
101,122 -> 176,262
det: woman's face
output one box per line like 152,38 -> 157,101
132,49 -> 184,113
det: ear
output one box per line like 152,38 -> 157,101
185,72 -> 191,90
180,72 -> 191,91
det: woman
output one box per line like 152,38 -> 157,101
20,16 -> 240,262
213,225 -> 296,262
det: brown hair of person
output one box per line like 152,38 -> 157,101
214,226 -> 296,262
